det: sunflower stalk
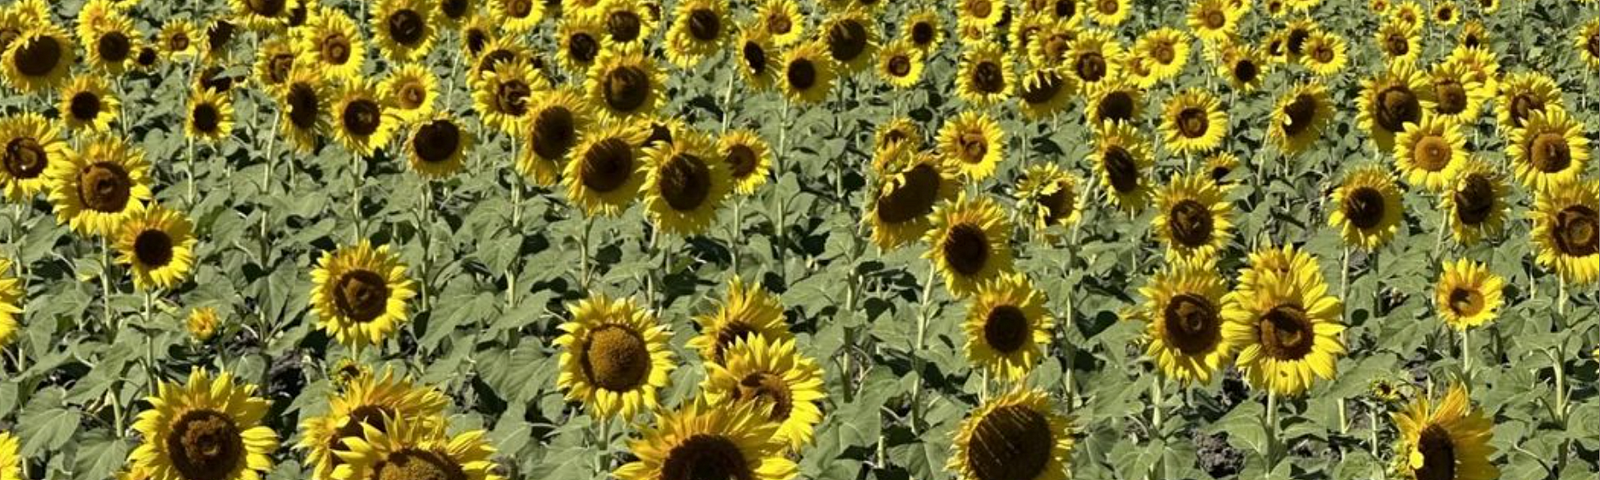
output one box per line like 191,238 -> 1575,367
579,214 -> 594,291
772,101 -> 791,282
259,116 -> 281,242
100,237 -> 114,329
420,183 -> 436,311
351,154 -> 365,239
909,260 -> 937,433
184,137 -> 197,207
1265,389 -> 1279,467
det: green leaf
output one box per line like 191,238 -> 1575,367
71,430 -> 130,480
18,388 -> 81,457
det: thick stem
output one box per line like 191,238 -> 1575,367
1461,328 -> 1472,380
772,101 -> 791,282
1265,389 -> 1279,466
909,261 -> 937,433
579,214 -> 593,291
100,238 -> 114,329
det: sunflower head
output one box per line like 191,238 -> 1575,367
820,11 -> 876,73
406,115 -> 475,179
332,79 -> 400,157
1134,27 -> 1190,81
948,388 -> 1075,480
379,62 -> 440,126
556,293 -> 676,419
373,0 -> 436,62
83,14 -> 139,74
278,65 -> 330,153
1222,256 -> 1345,397
1084,78 -> 1143,127
1579,19 -> 1599,69
186,87 -> 236,143
936,110 -> 1005,181
664,0 -> 730,68
778,41 -> 836,104
1017,68 -> 1075,120
115,204 -> 198,291
2,24 -> 76,93
0,257 -> 21,349
1091,120 -> 1154,212
1299,30 -> 1348,76
641,127 -> 732,236
955,41 -> 1014,106
0,112 -> 66,202
473,57 -> 547,134
1153,173 -> 1234,261
492,0 -> 546,32
297,366 -> 451,480
517,87 -> 594,186
1013,163 -> 1082,234
1329,165 -> 1404,251
331,411 -> 501,480
1434,259 -> 1504,331
59,75 -> 120,133
1269,81 -> 1333,156
1188,0 -> 1239,43
1203,152 -> 1240,184
46,136 -> 152,236
1427,60 -> 1488,124
129,369 -> 279,480
563,121 -> 649,217
1531,179 -> 1600,286
867,151 -> 960,250
1066,29 -> 1121,87
701,335 -> 826,452
1139,259 -> 1231,384
925,194 -> 1014,297
600,0 -> 659,46
1509,106 -> 1589,195
1393,116 -> 1465,192
1441,157 -> 1506,246
613,401 -> 796,480
310,241 -> 417,351
555,13 -> 604,73
718,129 -> 772,195
296,7 -> 366,81
586,43 -> 664,119
1358,62 -> 1436,152
1161,89 -> 1226,156
876,38 -> 925,89
1375,19 -> 1420,64
963,272 -> 1053,381
1391,384 -> 1500,480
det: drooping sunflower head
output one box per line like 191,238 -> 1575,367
405,114 -> 475,179
1091,120 -> 1154,213
114,204 -> 197,292
332,78 -> 399,157
1440,157 -> 1507,246
963,272 -> 1053,381
516,87 -> 594,186
295,7 -> 366,81
1084,77 -> 1143,127
1066,29 -> 1121,87
1013,162 -> 1082,234
492,0 -> 545,33
600,0 -> 659,46
1329,165 -> 1404,251
1509,106 -> 1589,195
1188,0 -> 1239,44
690,276 -> 791,365
1153,173 -> 1234,261
778,40 -> 836,104
586,42 -> 664,119
377,63 -> 440,127
556,293 -> 675,419
46,136 -> 152,236
309,241 -> 417,351
955,41 -> 1014,106
1298,30 -> 1348,76
472,57 -> 546,133
2,24 -> 75,93
820,10 -> 877,73
701,335 -> 826,452
1139,259 -> 1231,385
641,128 -> 731,236
734,26 -> 779,90
718,129 -> 772,195
936,110 -> 1005,181
1268,81 -> 1333,156
1358,61 -> 1436,152
1375,19 -> 1420,64
1016,67 -> 1075,120
186,86 -> 236,143
613,401 -> 796,480
58,75 -> 119,133
277,65 -> 330,153
230,0 -> 298,30
1434,258 -> 1504,331
129,369 -> 279,480
1393,116 -> 1465,192
1391,384 -> 1500,480
925,194 -> 1014,298
0,113 -> 65,203
867,151 -> 959,250
1160,89 -> 1226,156
948,388 -> 1074,480
297,367 -> 451,480
1531,179 -> 1600,286
1222,261 -> 1345,397
372,0 -> 436,62
664,0 -> 730,68
876,38 -> 925,89
332,412 -> 502,480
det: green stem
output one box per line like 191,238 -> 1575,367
1461,328 -> 1471,380
1265,389 -> 1279,466
579,214 -> 593,291
420,183 -> 435,311
100,238 -> 114,330
909,260 -> 936,433
1150,375 -> 1165,436
772,101 -> 791,282
351,155 -> 364,239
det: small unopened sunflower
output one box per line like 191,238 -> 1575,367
1531,179 -> 1600,286
405,115 -> 474,179
1329,165 -> 1404,251
47,136 -> 152,236
378,63 -> 439,126
556,293 -> 675,419
719,129 -> 772,195
0,113 -> 66,202
948,389 -> 1074,480
1014,163 -> 1082,234
331,79 -> 398,157
333,413 -> 502,480
297,367 -> 450,480
1091,120 -> 1154,212
114,204 -> 197,291
1391,384 -> 1500,480
778,41 -> 836,104
702,335 -> 825,452
1268,81 -> 1333,156
586,43 -> 664,119
295,8 -> 366,81
1434,259 -> 1503,330
129,369 -> 279,480
937,110 -> 1005,181
186,306 -> 218,342
2,24 -> 76,93
955,41 -> 1014,106
1161,89 -> 1227,156
963,272 -> 1052,381
925,194 -> 1014,298
186,87 -> 236,143
1441,158 -> 1507,246
1140,259 -> 1232,385
1508,107 -> 1589,195
1223,258 -> 1345,396
664,0 -> 730,68
492,0 -> 545,33
1153,173 -> 1234,261
614,401 -> 797,480
641,128 -> 731,236
1358,62 -> 1436,152
310,241 -> 417,351
517,87 -> 594,187
866,151 -> 960,250
58,75 -> 119,133
876,39 -> 924,89
1393,116 -> 1465,192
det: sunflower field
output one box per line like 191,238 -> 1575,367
0,0 -> 1597,478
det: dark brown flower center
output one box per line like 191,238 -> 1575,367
1413,135 -> 1452,171
661,435 -> 753,480
967,0 -> 994,18
15,35 -> 62,76
1103,146 -> 1139,193
1074,51 -> 1106,82
876,164 -> 941,224
826,19 -> 868,63
413,120 -> 461,163
942,223 -> 989,276
603,65 -> 651,112
1447,287 -> 1484,317
725,144 -> 758,178
1554,205 -> 1599,256
911,21 -> 935,45
373,448 -> 468,480
1096,91 -> 1135,124
687,8 -> 720,41
1258,304 -> 1314,360
1434,79 -> 1466,115
78,163 -> 132,213
569,32 -> 600,64
334,269 -> 389,322
1055,0 -> 1076,18
134,229 -> 174,267
342,98 -> 381,136
506,0 -> 533,17
1528,132 -> 1571,174
786,58 -> 816,90
530,106 -> 576,160
321,33 -> 350,64
247,0 -> 284,15
736,372 -> 794,421
983,305 -> 1029,354
1588,31 -> 1598,58
967,405 -> 1053,480
1039,183 -> 1074,223
711,322 -> 755,363
70,92 -> 102,122
646,123 -> 674,148
971,60 -> 1004,94
166,410 -> 244,480
1413,425 -> 1457,480
1384,33 -> 1409,56
957,132 -> 988,164
609,11 -> 643,42
192,103 -> 221,134
3,137 -> 46,179
1286,28 -> 1310,55
206,20 -> 235,52
493,79 -> 531,117
1509,93 -> 1544,128
1167,199 -> 1213,247
580,138 -> 635,193
1020,72 -> 1064,105
136,46 -> 159,66
1176,107 -> 1209,139
1281,93 -> 1318,137
388,9 -> 427,46
287,83 -> 320,129
1311,42 -> 1334,63
1344,186 -> 1386,229
659,154 -> 713,211
741,41 -> 768,74
1096,0 -> 1118,13
329,405 -> 394,465
887,54 -> 912,76
267,53 -> 295,84
441,0 -> 469,19
1204,10 -> 1224,28
1452,174 -> 1494,226
1164,293 -> 1219,355
97,31 -> 131,63
581,324 -> 651,391
167,31 -> 192,53
1152,42 -> 1175,64
1231,58 -> 1258,84
1374,86 -> 1420,133
464,29 -> 490,55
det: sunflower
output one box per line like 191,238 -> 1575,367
1025,19 -> 1077,67
877,38 -> 924,89
82,14 -> 139,74
0,433 -> 17,480
1203,152 -> 1241,184
874,117 -> 922,158
0,113 -> 65,203
1432,0 -> 1459,25
1153,173 -> 1233,261
434,0 -> 475,27
600,0 -> 659,46
1135,27 -> 1189,81
556,13 -> 604,74
492,0 -> 545,33
113,204 -> 196,291
1457,19 -> 1488,50
949,41 -> 1011,107
47,136 -> 151,236
1065,29 -> 1121,88
0,258 -> 19,349
664,0 -> 729,69
2,24 -> 75,93
253,37 -> 298,96
1579,18 -> 1599,70
405,115 -> 474,179
75,0 -> 127,41
516,87 -> 593,186
333,413 -> 501,480
1427,61 -> 1487,125
297,368 -> 450,480
1391,384 -> 1500,480
719,129 -> 772,195
957,0 -> 1006,29
1235,244 -> 1326,299
331,79 -> 397,157
1223,260 -> 1345,396
734,27 -> 779,90
277,66 -> 330,154
470,36 -> 535,85
778,41 -> 835,104
296,8 -> 366,81
586,43 -> 664,119
1118,54 -> 1160,90
1009,12 -> 1053,56
132,45 -> 160,70
1443,45 -> 1499,98
1188,0 -> 1239,44
1014,163 -> 1081,235
821,11 -> 877,73
1393,116 -> 1465,192
561,122 -> 647,217
1089,0 -> 1130,26
556,293 -> 675,419
1017,68 -> 1074,120
686,276 -> 792,366
1268,81 -> 1333,156
1218,43 -> 1267,92
1513,108 -> 1590,195
230,0 -> 296,30
963,272 -> 1053,381
925,194 -> 1013,298
185,87 -> 235,143
1392,0 -> 1425,28
457,15 -> 495,57
1531,179 -> 1600,286
156,19 -> 200,60
756,0 -> 803,47
639,116 -> 689,150
948,389 -> 1074,480
614,400 -> 796,480
473,58 -> 544,134
1474,0 -> 1498,12
1441,157 -> 1507,245
369,0 -> 435,62
1495,71 -> 1562,132
1432,259 -> 1504,331
642,127 -> 732,235
1140,260 -> 1231,385
1299,30 -> 1347,76
866,151 -> 960,250
57,75 -> 119,133
1375,19 -> 1421,65
200,19 -> 235,62
701,335 -> 825,452
186,306 -> 218,342
1160,89 -> 1226,156
375,63 -> 438,127
310,241 -> 417,351
129,369 -> 279,480
1360,63 -> 1437,153
1329,165 -> 1404,251
1091,120 -> 1154,212
936,111 -> 1005,181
